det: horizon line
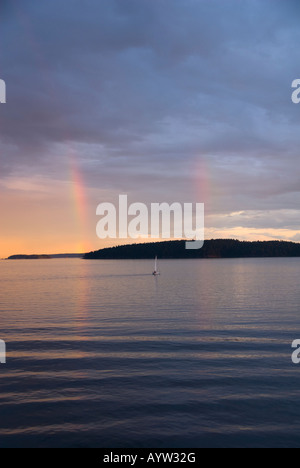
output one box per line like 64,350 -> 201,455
3,237 -> 300,259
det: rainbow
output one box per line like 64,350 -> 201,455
10,4 -> 93,255
68,154 -> 91,254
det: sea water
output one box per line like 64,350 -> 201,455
0,258 -> 300,448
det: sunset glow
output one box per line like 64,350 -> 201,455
1,0 -> 300,258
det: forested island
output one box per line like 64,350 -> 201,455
84,239 -> 300,260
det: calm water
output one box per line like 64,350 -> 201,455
0,258 -> 300,448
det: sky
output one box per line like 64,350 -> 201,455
0,0 -> 300,257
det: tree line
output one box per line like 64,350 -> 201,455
84,239 -> 300,260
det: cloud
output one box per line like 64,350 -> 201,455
0,0 -> 300,254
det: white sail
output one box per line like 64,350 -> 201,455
153,256 -> 160,275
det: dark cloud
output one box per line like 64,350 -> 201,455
0,0 -> 300,237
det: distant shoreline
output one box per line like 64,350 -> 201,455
6,254 -> 83,260
5,239 -> 300,261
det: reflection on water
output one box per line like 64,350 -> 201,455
0,258 -> 300,447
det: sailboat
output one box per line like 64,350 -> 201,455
152,256 -> 160,276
